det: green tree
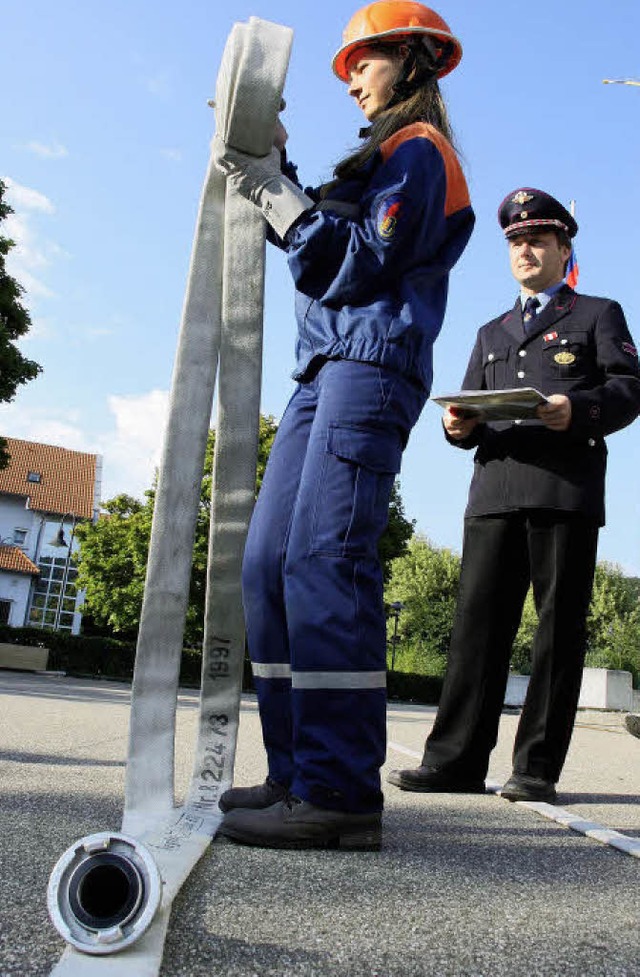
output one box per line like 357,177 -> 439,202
77,417 -> 279,641
585,562 -> 640,684
384,536 -> 461,674
509,562 -> 640,684
379,481 -> 415,582
77,415 -> 414,642
75,493 -> 153,638
0,180 -> 41,468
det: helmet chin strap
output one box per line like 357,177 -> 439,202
386,37 -> 439,109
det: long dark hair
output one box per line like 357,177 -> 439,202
327,39 -> 457,190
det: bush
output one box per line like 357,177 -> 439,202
387,670 -> 443,704
387,639 -> 447,678
0,624 -> 256,689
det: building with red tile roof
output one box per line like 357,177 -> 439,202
0,438 -> 102,632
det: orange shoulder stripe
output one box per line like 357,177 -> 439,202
380,122 -> 470,218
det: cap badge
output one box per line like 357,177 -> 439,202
554,351 -> 575,365
520,211 -> 528,219
512,191 -> 534,205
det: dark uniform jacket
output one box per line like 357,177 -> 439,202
452,285 -> 640,525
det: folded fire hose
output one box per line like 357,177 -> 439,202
46,18 -> 293,975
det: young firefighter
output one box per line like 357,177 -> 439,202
213,1 -> 474,848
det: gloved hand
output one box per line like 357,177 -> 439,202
212,134 -> 313,238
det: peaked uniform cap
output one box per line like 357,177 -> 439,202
332,1 -> 462,82
498,187 -> 578,239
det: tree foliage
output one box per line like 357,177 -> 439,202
384,536 -> 461,674
75,493 -> 153,639
585,562 -> 640,683
385,543 -> 640,686
379,481 -> 415,582
77,414 -> 413,643
0,179 -> 41,468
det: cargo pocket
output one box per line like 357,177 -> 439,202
311,424 -> 403,557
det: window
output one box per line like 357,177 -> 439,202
0,600 -> 10,625
13,528 -> 27,545
29,553 -> 79,632
27,471 -> 41,484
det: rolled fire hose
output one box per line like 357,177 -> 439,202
46,17 -> 293,974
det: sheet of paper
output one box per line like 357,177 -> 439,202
431,388 -> 548,421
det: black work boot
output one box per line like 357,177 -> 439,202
387,765 -> 485,793
218,776 -> 287,813
219,795 -> 382,850
500,774 -> 557,803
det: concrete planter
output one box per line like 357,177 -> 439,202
505,667 -> 634,711
0,642 -> 49,672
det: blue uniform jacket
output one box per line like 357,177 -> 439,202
282,122 -> 474,392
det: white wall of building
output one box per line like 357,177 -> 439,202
0,569 -> 32,627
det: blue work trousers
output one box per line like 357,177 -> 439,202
242,359 -> 426,813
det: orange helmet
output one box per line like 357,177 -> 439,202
332,1 -> 462,82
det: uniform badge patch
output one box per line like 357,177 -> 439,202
622,341 -> 638,358
543,331 -> 558,342
377,194 -> 403,240
554,351 -> 576,365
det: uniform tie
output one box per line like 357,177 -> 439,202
522,296 -> 540,331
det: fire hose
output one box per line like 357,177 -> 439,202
46,16 -> 293,974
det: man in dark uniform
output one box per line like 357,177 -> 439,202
388,187 -> 640,803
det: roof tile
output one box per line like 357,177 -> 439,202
0,544 -> 40,576
0,437 -> 97,519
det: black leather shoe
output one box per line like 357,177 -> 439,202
625,714 -> 640,740
219,795 -> 382,850
218,776 -> 287,813
387,765 -> 485,793
500,774 -> 557,804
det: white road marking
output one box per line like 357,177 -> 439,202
387,741 -> 640,860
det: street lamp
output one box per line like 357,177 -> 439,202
48,513 -> 79,631
388,600 -> 404,672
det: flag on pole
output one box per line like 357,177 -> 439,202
566,247 -> 579,288
566,198 -> 579,287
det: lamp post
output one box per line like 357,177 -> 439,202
388,600 -> 404,672
48,513 -> 79,631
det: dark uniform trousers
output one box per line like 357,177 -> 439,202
423,286 -> 640,784
424,510 -> 598,782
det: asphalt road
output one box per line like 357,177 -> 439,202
1,671 -> 638,977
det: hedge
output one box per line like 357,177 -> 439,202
0,625 -> 442,703
0,624 -> 254,689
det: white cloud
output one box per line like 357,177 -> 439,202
2,178 -> 60,303
0,390 -> 169,504
160,148 -> 183,162
0,404 -> 89,453
23,141 -> 69,160
100,390 -> 169,500
143,73 -> 172,98
3,177 -> 55,214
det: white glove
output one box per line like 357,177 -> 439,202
212,134 -> 313,238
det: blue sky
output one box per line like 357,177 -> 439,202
2,0 -> 639,573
